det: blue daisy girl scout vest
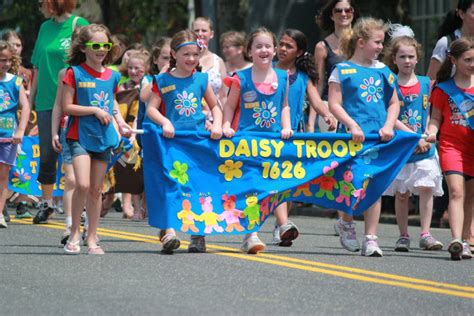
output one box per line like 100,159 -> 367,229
436,78 -> 474,130
0,74 -> 22,138
335,61 -> 395,134
397,75 -> 435,163
154,72 -> 207,131
235,67 -> 287,132
288,70 -> 309,132
68,65 -> 121,152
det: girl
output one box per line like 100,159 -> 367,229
220,31 -> 252,75
146,30 -> 223,254
383,25 -> 444,252
62,24 -> 131,255
222,27 -> 293,254
0,41 -> 30,228
426,38 -> 474,260
273,28 -> 336,246
328,18 -> 400,257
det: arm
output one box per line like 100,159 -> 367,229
328,82 -> 364,142
379,90 -> 400,141
426,107 -> 442,143
314,41 -> 328,96
216,56 -> 228,106
222,81 -> 240,138
112,99 -> 132,137
204,82 -> 223,140
426,58 -> 442,81
28,68 -> 38,110
12,86 -> 30,145
280,78 -> 293,139
146,91 -> 175,138
51,70 -> 66,152
139,82 -> 152,104
306,81 -> 336,131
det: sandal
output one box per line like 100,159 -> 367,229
64,240 -> 81,255
160,233 -> 181,254
88,245 -> 105,255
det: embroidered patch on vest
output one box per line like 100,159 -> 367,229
423,95 -> 428,109
243,90 -> 257,103
388,74 -> 395,85
15,77 -> 22,86
78,81 -> 96,88
341,69 -> 357,75
244,102 -> 259,109
161,84 -> 176,94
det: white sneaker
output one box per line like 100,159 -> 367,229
337,220 -> 360,252
0,215 -> 7,228
241,234 -> 266,254
333,219 -> 341,236
361,235 -> 383,257
462,241 -> 473,259
272,224 -> 281,245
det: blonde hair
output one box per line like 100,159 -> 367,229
384,36 -> 422,73
340,17 -> 388,59
119,49 -> 151,77
0,40 -> 20,74
192,17 -> 214,31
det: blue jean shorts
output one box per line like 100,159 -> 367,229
0,142 -> 18,166
60,129 -> 72,165
67,140 -> 111,162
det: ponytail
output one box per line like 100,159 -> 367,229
295,52 -> 318,84
437,37 -> 474,83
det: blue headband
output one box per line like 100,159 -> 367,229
175,41 -> 198,49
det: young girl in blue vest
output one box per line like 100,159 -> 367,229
62,24 -> 131,255
0,41 -> 30,228
272,28 -> 337,246
382,25 -> 444,252
328,18 -> 400,257
426,37 -> 474,260
146,30 -> 223,254
222,27 -> 293,254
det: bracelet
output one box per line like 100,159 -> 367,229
112,110 -> 119,115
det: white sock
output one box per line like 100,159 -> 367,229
65,216 -> 72,227
340,219 -> 353,226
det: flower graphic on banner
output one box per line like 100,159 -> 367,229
218,160 -> 243,181
253,101 -> 278,128
401,109 -> 422,132
169,161 -> 189,185
11,168 -> 31,189
0,89 -> 11,110
360,147 -> 379,164
360,77 -> 383,103
91,91 -> 110,112
174,91 -> 198,117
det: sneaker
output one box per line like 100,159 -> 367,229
61,226 -> 71,246
272,224 -> 281,245
241,235 -> 266,254
333,219 -> 341,236
15,202 -> 32,219
448,239 -> 463,261
419,233 -> 443,250
160,233 -> 181,254
394,236 -> 410,252
0,215 -> 7,228
361,235 -> 383,257
461,241 -> 473,260
188,235 -> 206,253
33,202 -> 54,224
2,207 -> 10,222
337,220 -> 360,252
279,221 -> 299,247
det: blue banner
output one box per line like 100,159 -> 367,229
143,122 -> 420,235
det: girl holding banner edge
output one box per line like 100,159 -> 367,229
426,37 -> 474,261
328,18 -> 400,257
0,41 -> 31,228
146,30 -> 223,254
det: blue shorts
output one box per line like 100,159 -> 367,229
60,129 -> 72,165
67,140 -> 111,162
0,142 -> 18,166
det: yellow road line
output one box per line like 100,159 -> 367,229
12,218 -> 474,299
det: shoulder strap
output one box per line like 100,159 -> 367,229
322,40 -> 331,54
72,16 -> 80,31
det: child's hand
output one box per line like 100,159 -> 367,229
205,119 -> 213,131
324,115 -> 337,131
118,122 -> 132,137
210,124 -> 223,140
12,130 -> 24,145
379,126 -> 394,142
349,124 -> 364,142
162,120 -> 175,138
94,108 -> 111,125
223,127 -> 235,138
414,138 -> 431,154
425,133 -> 437,143
52,134 -> 62,153
280,128 -> 293,140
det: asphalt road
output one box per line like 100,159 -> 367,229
1,209 -> 473,315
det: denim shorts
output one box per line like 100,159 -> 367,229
60,129 -> 72,165
0,142 -> 18,166
67,140 -> 111,162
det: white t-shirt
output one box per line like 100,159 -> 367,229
430,29 -> 461,63
0,73 -> 14,82
328,60 -> 386,84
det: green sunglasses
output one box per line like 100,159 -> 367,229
85,42 -> 113,51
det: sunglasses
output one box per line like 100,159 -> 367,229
85,42 -> 113,51
333,7 -> 354,14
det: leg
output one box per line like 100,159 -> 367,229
273,203 -> 288,226
0,164 -> 11,213
395,191 -> 410,236
85,159 -> 108,249
462,179 -> 474,241
122,193 -> 133,218
418,187 -> 434,234
364,198 -> 381,236
63,163 -> 75,226
69,155 -> 91,243
445,174 -> 465,240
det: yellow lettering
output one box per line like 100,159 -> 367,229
292,140 -> 305,158
219,140 -> 234,158
260,139 -> 271,158
30,161 -> 37,174
349,141 -> 363,156
333,140 -> 348,157
317,140 -> 331,158
32,145 -> 40,158
244,102 -> 259,109
235,139 -> 251,157
251,139 -> 258,157
161,85 -> 176,94
306,140 -> 317,158
271,140 -> 284,158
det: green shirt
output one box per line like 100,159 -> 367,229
31,15 -> 89,111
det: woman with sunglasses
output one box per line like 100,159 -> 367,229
30,0 -> 88,225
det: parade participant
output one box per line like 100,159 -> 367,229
220,31 -> 252,75
272,28 -> 336,246
328,18 -> 400,257
383,25 -> 444,252
426,38 -> 474,260
222,27 -> 293,253
30,0 -> 88,224
0,41 -> 30,228
62,24 -> 131,255
146,29 -> 223,254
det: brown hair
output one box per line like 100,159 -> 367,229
42,0 -> 77,17
384,36 -> 423,73
246,27 -> 277,57
150,37 -> 171,74
0,40 -> 21,75
169,29 -> 202,71
192,17 -> 214,31
316,0 -> 359,33
437,37 -> 474,82
219,31 -> 250,61
340,17 -> 388,59
67,24 -> 118,66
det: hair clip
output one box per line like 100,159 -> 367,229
196,38 -> 208,50
388,23 -> 415,40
